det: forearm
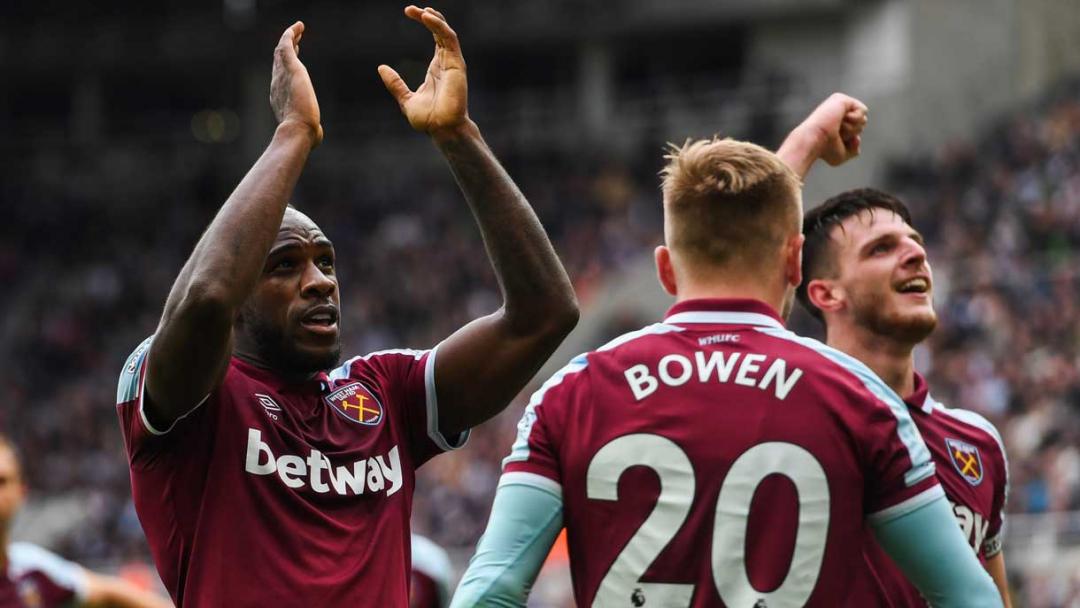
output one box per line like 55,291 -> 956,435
451,478 -> 564,607
985,553 -> 1013,608
872,495 -> 1002,608
164,122 -> 316,317
82,572 -> 173,608
776,125 -> 822,181
433,121 -> 577,333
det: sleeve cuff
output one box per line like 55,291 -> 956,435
424,343 -> 470,452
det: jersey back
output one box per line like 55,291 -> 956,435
503,299 -> 941,607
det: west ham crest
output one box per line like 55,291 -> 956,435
945,438 -> 983,486
325,382 -> 383,426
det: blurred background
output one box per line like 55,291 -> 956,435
5,0 -> 1080,605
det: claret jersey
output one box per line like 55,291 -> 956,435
859,374 -> 1009,607
503,299 -> 941,607
0,543 -> 88,608
116,338 -> 467,607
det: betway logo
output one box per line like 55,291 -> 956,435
244,428 -> 403,497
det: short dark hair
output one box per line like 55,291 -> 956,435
797,188 -> 914,322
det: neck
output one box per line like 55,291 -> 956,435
0,529 -> 8,569
827,324 -> 916,397
233,348 -> 320,385
675,277 -> 787,317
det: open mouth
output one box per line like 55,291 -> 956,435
895,277 -> 931,295
300,305 -> 339,335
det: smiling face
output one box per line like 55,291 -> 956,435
236,207 -> 342,375
817,209 -> 937,344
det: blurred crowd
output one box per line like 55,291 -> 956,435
6,74 -> 1080,606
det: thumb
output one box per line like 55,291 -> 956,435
378,65 -> 412,106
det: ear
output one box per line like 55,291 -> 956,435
655,245 -> 678,296
785,233 -> 805,288
806,278 -> 844,315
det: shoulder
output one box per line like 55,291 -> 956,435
328,348 -> 430,381
116,335 -> 154,404
411,534 -> 453,587
752,327 -> 904,404
7,543 -> 86,592
927,399 -> 1009,465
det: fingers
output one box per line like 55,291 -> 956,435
276,21 -> 305,61
378,64 -> 413,106
404,6 -> 460,53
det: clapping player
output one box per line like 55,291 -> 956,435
451,96 -> 1002,607
797,187 -> 1012,606
115,7 -> 576,606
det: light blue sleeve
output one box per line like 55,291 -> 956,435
872,495 -> 1003,608
449,476 -> 564,608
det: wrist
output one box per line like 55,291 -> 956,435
275,119 -> 323,148
430,118 -> 480,146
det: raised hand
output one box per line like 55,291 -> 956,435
801,93 -> 868,166
378,6 -> 469,138
270,21 -> 323,146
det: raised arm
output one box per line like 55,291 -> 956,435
144,22 -> 323,429
379,6 -> 578,437
776,92 -> 868,180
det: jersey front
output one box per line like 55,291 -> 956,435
859,374 -> 1008,607
116,338 -> 467,607
0,543 -> 87,608
503,299 -> 941,607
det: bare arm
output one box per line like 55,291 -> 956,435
776,93 -> 868,180
379,6 -> 578,436
144,22 -> 322,429
984,552 -> 1013,608
81,571 -> 173,608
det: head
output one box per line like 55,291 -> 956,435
798,188 -> 936,345
235,206 -> 342,376
0,436 -> 26,532
655,136 -> 805,317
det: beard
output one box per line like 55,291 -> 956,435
241,310 -> 342,375
849,286 -> 938,345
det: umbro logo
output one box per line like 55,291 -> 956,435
255,393 -> 282,421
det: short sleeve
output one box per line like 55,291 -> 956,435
115,336 -> 210,466
332,346 -> 469,467
502,354 -> 589,492
860,391 -> 944,523
8,542 -> 89,604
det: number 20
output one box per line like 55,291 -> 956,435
586,434 -> 829,607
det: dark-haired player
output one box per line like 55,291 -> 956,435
115,7 -> 577,606
451,95 -> 1001,607
798,187 -> 1012,607
0,436 -> 171,608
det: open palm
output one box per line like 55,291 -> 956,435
379,6 -> 469,136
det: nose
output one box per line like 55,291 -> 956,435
300,261 -> 336,299
900,237 -> 928,271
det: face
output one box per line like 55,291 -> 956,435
238,208 -> 342,374
823,210 -> 936,343
0,445 -> 26,529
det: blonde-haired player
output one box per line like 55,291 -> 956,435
450,95 -> 1002,607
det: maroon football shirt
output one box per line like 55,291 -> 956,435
503,299 -> 941,607
116,339 -> 467,607
857,374 -> 1009,607
0,543 -> 87,608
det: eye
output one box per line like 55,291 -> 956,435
271,258 -> 296,272
870,242 -> 892,255
318,255 -> 335,269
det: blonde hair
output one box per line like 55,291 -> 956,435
660,136 -> 802,275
